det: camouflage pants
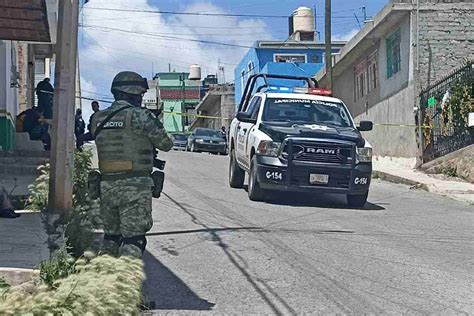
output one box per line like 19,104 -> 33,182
100,176 -> 153,258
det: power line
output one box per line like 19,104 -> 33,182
84,15 -> 287,29
82,6 -> 356,19
81,25 -> 255,49
82,25 -> 271,37
83,7 -> 288,18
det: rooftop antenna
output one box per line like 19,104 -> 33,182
354,12 -> 361,29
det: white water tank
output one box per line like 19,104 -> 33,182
189,64 -> 201,81
293,6 -> 314,33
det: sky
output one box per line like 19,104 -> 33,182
78,0 -> 388,120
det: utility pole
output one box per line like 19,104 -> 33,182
325,0 -> 332,90
48,0 -> 79,215
362,6 -> 367,22
181,73 -> 186,132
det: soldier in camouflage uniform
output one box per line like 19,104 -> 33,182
91,71 -> 173,258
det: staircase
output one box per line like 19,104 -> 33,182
0,133 -> 49,199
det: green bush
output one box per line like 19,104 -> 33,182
39,247 -> 75,288
26,149 -> 102,257
26,164 -> 50,211
0,256 -> 144,315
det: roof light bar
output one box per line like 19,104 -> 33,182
293,87 -> 333,96
266,86 -> 294,93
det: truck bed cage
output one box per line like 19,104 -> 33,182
238,74 -> 318,112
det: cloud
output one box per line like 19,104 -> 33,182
332,28 -> 359,42
79,0 -> 272,107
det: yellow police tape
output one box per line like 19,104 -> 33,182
161,111 -> 232,120
162,111 -> 431,128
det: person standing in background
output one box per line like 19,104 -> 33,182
75,108 -> 86,149
36,78 -> 54,119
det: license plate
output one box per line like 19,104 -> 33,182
309,174 -> 329,184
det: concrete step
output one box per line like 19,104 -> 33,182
0,150 -> 50,158
0,164 -> 41,176
0,156 -> 49,166
14,132 -> 45,152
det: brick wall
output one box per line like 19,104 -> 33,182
417,1 -> 474,90
160,89 -> 200,100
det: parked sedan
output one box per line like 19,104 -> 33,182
172,133 -> 188,151
187,128 -> 227,155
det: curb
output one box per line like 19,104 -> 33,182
372,170 -> 429,191
0,268 -> 38,287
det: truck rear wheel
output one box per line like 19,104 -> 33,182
346,193 -> 368,208
248,156 -> 265,201
229,148 -> 245,188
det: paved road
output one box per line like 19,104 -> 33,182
143,150 -> 473,315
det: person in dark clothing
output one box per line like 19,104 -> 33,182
75,108 -> 86,136
23,107 -> 51,151
220,126 -> 228,143
75,108 -> 86,149
36,78 -> 54,119
77,100 -> 100,147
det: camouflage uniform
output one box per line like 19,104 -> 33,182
92,72 -> 173,258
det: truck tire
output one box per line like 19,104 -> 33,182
229,148 -> 245,188
248,156 -> 265,201
346,193 -> 368,208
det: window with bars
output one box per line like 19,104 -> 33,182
367,52 -> 378,92
386,29 -> 401,78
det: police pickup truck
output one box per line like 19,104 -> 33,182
228,74 -> 374,207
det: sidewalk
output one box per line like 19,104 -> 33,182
373,157 -> 474,205
0,211 -> 49,285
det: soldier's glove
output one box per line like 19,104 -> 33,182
151,170 -> 165,198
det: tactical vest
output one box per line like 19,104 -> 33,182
94,101 -> 154,174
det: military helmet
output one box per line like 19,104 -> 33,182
111,71 -> 149,95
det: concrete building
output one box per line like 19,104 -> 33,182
154,72 -> 201,133
234,40 -> 345,107
315,0 -> 474,158
191,84 -> 235,131
0,0 -> 58,151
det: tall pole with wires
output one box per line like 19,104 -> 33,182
325,0 -> 332,90
49,0 -> 79,215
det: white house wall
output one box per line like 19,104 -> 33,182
0,40 -> 18,118
357,85 -> 417,157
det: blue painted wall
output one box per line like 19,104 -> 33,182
234,45 -> 341,107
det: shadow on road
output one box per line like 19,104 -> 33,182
243,188 -> 385,211
142,251 -> 215,311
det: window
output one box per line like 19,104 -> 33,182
240,69 -> 245,94
354,61 -> 367,101
262,98 -> 352,128
386,29 -> 401,78
245,96 -> 261,119
273,54 -> 307,63
367,52 -> 378,92
354,51 -> 378,101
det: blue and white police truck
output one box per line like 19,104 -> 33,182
228,74 -> 374,207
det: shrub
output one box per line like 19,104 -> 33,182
26,164 -> 50,211
39,247 -> 75,288
0,256 -> 144,315
26,149 -> 102,257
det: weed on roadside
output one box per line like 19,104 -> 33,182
39,247 -> 76,289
